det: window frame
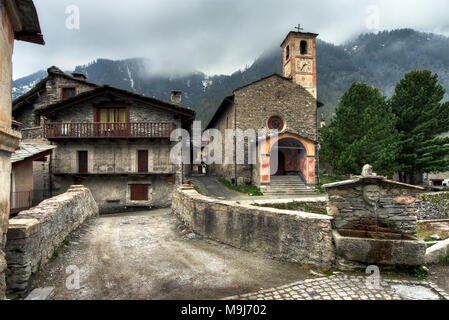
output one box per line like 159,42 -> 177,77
61,87 -> 77,100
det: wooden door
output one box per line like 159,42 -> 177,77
78,151 -> 88,173
130,184 -> 149,201
138,150 -> 148,173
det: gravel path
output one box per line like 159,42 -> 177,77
30,208 -> 309,300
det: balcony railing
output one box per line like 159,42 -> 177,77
44,122 -> 176,139
52,158 -> 175,175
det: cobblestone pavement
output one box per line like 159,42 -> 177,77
224,275 -> 449,300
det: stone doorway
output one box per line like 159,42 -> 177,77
271,137 -> 306,180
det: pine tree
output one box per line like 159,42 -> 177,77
390,70 -> 449,184
320,82 -> 400,176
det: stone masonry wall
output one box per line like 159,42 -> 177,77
5,185 -> 98,295
52,140 -> 178,213
172,188 -> 335,268
415,192 -> 449,220
14,75 -> 96,141
234,75 -> 317,143
326,179 -> 423,236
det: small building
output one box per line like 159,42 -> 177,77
10,143 -> 56,215
205,30 -> 321,194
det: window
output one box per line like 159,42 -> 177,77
62,87 -> 76,100
268,116 -> 285,130
35,114 -> 41,126
78,151 -> 88,173
98,108 -> 127,123
96,107 -> 128,133
300,40 -> 308,55
130,184 -> 149,201
286,45 -> 290,60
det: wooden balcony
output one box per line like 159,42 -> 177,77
44,122 -> 176,139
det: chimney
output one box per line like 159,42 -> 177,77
171,90 -> 182,105
71,72 -> 87,81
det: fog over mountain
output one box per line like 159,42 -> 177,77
13,29 -> 449,126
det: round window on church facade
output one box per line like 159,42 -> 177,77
268,116 -> 285,131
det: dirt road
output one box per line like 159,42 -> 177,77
30,208 -> 309,300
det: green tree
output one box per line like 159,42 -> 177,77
320,82 -> 400,176
390,70 -> 449,184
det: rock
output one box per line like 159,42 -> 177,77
309,270 -> 325,277
361,164 -> 374,177
25,287 -> 55,300
429,234 -> 441,241
186,233 -> 196,240
421,266 -> 429,274
392,196 -> 416,205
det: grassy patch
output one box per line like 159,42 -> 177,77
316,174 -> 338,193
217,178 -> 264,196
51,248 -> 60,261
193,185 -> 201,194
255,201 -> 327,215
63,238 -> 70,246
417,223 -> 449,241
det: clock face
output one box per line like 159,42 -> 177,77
297,60 -> 312,73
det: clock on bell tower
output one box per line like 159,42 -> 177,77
280,29 -> 318,99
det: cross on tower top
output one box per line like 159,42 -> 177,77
295,24 -> 303,32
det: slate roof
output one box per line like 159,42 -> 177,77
11,143 -> 56,164
12,66 -> 99,111
35,85 -> 196,118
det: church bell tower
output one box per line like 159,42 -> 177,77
280,28 -> 318,99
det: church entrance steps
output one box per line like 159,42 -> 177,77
265,176 -> 317,195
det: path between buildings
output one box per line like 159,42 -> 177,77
29,208 -> 309,300
191,176 -> 326,202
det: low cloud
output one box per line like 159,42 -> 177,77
12,0 -> 449,79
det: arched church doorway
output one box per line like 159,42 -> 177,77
271,137 -> 307,180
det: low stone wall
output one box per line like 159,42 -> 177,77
172,188 -> 335,268
5,185 -> 98,295
426,238 -> 449,264
415,192 -> 449,220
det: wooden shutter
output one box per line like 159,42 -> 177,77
78,151 -> 88,173
130,185 -> 148,201
138,150 -> 148,173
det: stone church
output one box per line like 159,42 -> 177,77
206,31 -> 320,194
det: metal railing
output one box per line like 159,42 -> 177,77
52,158 -> 175,175
10,190 -> 49,215
44,122 -> 176,139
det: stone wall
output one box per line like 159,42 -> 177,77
234,75 -> 317,143
172,188 -> 335,268
415,192 -> 449,220
325,177 -> 424,236
5,185 -> 98,295
52,140 -> 178,213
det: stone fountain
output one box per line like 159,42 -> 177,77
323,165 -> 427,266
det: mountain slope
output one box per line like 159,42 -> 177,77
13,29 -> 449,126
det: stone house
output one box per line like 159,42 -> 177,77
205,31 -> 320,194
13,69 -> 195,213
10,143 -> 56,215
0,0 -> 44,299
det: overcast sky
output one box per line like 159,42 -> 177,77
12,0 -> 449,79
